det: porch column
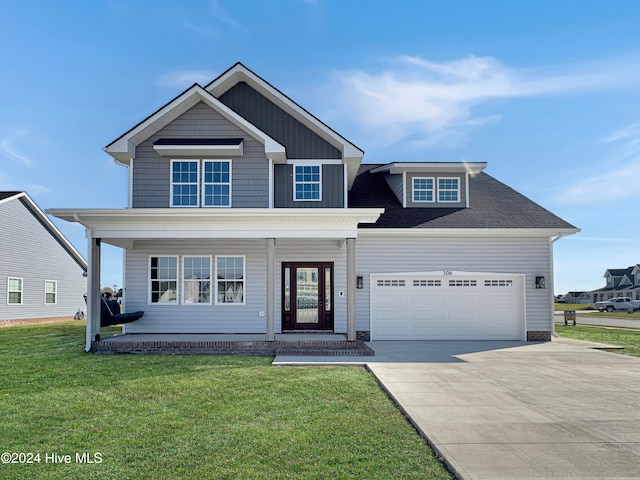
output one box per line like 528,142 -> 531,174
346,237 -> 356,341
85,233 -> 101,351
266,238 -> 276,341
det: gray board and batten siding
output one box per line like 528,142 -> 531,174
0,197 -> 86,321
218,81 -> 342,160
132,102 -> 270,209
274,164 -> 344,208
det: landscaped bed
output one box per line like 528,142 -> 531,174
0,322 -> 451,479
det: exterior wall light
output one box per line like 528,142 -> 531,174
535,276 -> 545,289
356,275 -> 364,289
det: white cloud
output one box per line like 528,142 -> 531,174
0,129 -> 33,167
209,0 -> 246,31
181,22 -> 220,39
325,55 -> 621,148
156,70 -> 217,88
554,123 -> 640,206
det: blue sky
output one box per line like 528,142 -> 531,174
1,0 -> 640,294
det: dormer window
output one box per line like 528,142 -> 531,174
438,178 -> 460,202
412,177 -> 434,202
294,164 -> 322,201
607,276 -> 613,287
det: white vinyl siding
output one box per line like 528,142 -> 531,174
122,239 -> 347,334
44,280 -> 57,305
7,277 -> 23,305
355,234 -> 553,334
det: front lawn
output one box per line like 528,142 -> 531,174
554,303 -> 592,311
0,322 -> 451,479
556,325 -> 640,357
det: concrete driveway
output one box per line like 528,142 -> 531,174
275,340 -> 640,479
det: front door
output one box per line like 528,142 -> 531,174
282,262 -> 334,331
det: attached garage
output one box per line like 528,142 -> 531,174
370,272 -> 526,341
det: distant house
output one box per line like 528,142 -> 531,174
0,192 -> 87,322
564,291 -> 592,304
48,62 -> 579,352
591,265 -> 640,302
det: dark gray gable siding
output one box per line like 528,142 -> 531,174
132,102 -> 269,208
0,198 -> 86,321
274,164 -> 344,208
218,82 -> 342,160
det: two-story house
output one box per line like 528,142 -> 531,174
591,265 -> 640,303
48,63 -> 579,353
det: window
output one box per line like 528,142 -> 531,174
150,256 -> 178,303
203,160 -> 231,207
484,279 -> 513,287
449,279 -> 477,287
438,178 -> 460,202
216,256 -> 245,304
171,160 -> 199,207
294,165 -> 321,201
183,257 -> 211,304
45,280 -> 57,304
413,279 -> 441,287
413,177 -> 434,202
607,276 -> 613,287
376,279 -> 406,287
7,277 -> 22,305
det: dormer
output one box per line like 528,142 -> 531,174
370,162 -> 486,208
631,265 -> 640,286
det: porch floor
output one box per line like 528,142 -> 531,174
100,333 -> 346,343
92,332 -> 372,356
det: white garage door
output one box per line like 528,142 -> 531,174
370,272 -> 525,340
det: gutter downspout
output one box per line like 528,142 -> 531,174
549,232 -> 571,338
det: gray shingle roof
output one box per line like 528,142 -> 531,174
349,165 -> 577,229
0,191 -> 22,201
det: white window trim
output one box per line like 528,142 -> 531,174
437,177 -> 460,203
148,255 -> 180,305
44,279 -> 57,305
181,255 -> 213,305
215,255 -> 246,305
202,159 -> 232,208
292,162 -> 323,202
170,159 -> 200,208
7,277 -> 23,305
412,176 -> 435,203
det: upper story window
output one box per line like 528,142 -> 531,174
636,273 -> 640,285
438,177 -> 460,202
7,277 -> 23,305
294,165 -> 321,201
412,177 -> 434,202
171,159 -> 232,208
607,276 -> 613,287
171,160 -> 199,207
203,160 -> 231,207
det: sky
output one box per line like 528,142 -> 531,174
1,0 -> 640,295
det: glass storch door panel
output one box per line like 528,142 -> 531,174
296,267 -> 319,324
281,263 -> 334,331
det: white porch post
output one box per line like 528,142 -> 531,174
346,237 -> 356,341
85,232 -> 101,351
266,238 -> 276,341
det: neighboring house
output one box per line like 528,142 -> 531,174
0,192 -> 87,322
591,265 -> 640,302
48,63 -> 579,352
564,291 -> 592,304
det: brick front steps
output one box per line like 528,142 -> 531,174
91,338 -> 374,356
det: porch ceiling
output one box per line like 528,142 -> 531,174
47,208 -> 384,245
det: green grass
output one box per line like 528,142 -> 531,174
583,311 -> 640,319
554,303 -> 592,311
556,325 -> 640,357
0,322 -> 451,480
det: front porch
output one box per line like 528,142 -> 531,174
92,332 -> 374,356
